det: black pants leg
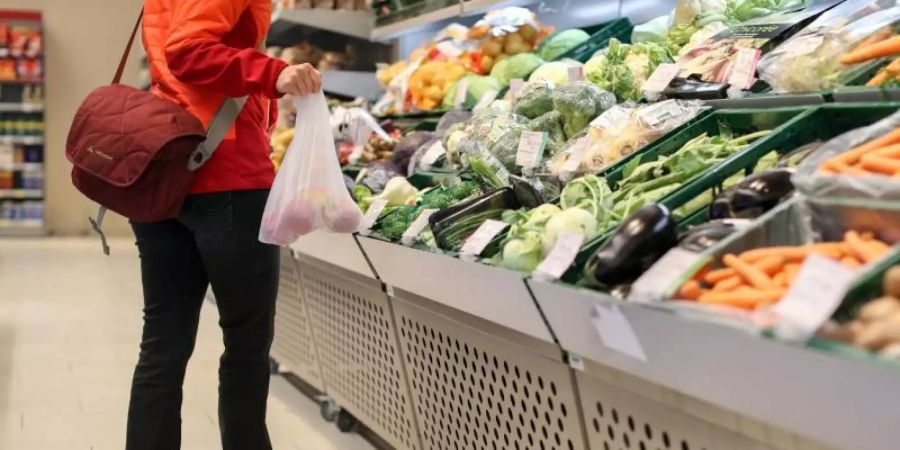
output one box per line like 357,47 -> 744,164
126,189 -> 279,450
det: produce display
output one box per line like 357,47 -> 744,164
373,181 -> 481,241
819,127 -> 900,176
584,38 -> 671,101
819,265 -> 900,357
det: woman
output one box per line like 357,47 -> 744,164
129,1 -> 320,449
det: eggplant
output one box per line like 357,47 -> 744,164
709,169 -> 794,220
430,187 -> 520,250
584,204 -> 678,288
678,220 -> 740,253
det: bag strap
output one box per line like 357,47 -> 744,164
113,9 -> 143,85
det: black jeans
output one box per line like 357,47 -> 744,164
126,190 -> 279,450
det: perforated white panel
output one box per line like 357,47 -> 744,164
393,297 -> 588,450
300,259 -> 421,450
271,248 -> 324,391
577,371 -> 778,450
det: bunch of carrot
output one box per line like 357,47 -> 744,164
820,128 -> 900,176
677,231 -> 891,310
841,27 -> 900,65
866,57 -> 900,86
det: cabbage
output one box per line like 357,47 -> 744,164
528,60 -> 583,86
500,53 -> 544,85
541,207 -> 597,253
490,58 -> 511,86
441,75 -> 503,110
584,39 -> 671,101
537,29 -> 591,61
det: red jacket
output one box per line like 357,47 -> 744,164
143,0 -> 288,193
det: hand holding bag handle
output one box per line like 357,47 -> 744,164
90,9 -> 250,254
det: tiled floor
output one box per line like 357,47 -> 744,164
0,237 -> 375,450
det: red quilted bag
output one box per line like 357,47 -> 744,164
66,11 -> 243,253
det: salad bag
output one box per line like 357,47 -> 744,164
260,92 -> 363,245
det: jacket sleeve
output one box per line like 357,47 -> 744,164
164,0 -> 287,99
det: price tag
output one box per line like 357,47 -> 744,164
590,105 -> 630,130
454,79 -> 469,110
473,89 -> 499,111
358,198 -> 388,232
567,65 -> 584,83
561,136 -> 591,175
401,208 -> 436,245
509,78 -> 525,98
421,141 -> 445,167
534,232 -> 584,281
640,63 -> 680,97
459,219 -> 507,259
515,130 -> 547,169
592,303 -> 647,362
773,254 -> 857,342
629,248 -> 703,302
638,100 -> 682,127
727,47 -> 761,91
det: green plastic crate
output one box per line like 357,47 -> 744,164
552,18 -> 633,63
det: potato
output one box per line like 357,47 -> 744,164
481,54 -> 495,72
880,342 -> 900,358
482,38 -> 503,57
854,311 -> 900,350
816,320 -> 855,343
858,296 -> 900,323
884,266 -> 900,298
504,33 -> 529,54
518,24 -> 537,40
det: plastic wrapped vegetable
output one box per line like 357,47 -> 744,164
435,110 -> 473,136
358,160 -> 404,193
551,82 -> 616,139
527,111 -> 567,156
442,75 -> 504,110
513,82 -> 555,118
584,39 -> 671,102
391,131 -> 435,175
409,61 -> 466,111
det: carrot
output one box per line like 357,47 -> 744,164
784,263 -> 801,285
713,275 -> 743,292
845,230 -> 882,263
754,255 -> 786,276
873,143 -> 900,159
868,239 -> 891,258
829,129 -> 900,166
861,231 -> 875,240
860,154 -> 900,175
841,35 -> 900,64
723,254 -> 779,290
698,288 -> 787,310
841,256 -> 862,269
704,267 -> 736,284
773,272 -> 788,287
854,28 -> 895,52
678,280 -> 702,300
866,58 -> 900,86
821,159 -> 870,176
740,244 -> 843,263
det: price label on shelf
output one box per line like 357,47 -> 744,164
357,198 -> 388,233
774,254 -> 857,342
640,63 -> 680,97
509,78 -> 525,99
727,47 -> 761,90
473,89 -> 499,111
401,208 -> 436,245
421,141 -> 445,167
592,303 -> 647,362
515,130 -> 547,169
534,232 -> 584,281
567,65 -> 584,83
459,219 -> 507,259
638,99 -> 682,127
629,248 -> 703,302
454,79 -> 469,110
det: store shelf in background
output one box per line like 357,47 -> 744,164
371,1 -> 462,41
0,79 -> 43,84
271,7 -> 374,40
0,103 -> 43,113
0,135 -> 43,145
3,162 -> 43,171
0,189 -> 41,199
527,279 -> 900,450
0,220 -> 44,236
321,70 -> 383,100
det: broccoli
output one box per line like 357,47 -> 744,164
527,111 -> 567,156
552,82 -> 616,139
378,206 -> 420,240
513,84 -> 554,119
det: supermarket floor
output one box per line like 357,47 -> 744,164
0,237 -> 375,450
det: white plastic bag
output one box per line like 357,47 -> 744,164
260,92 -> 362,245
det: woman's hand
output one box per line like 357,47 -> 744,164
276,63 -> 322,95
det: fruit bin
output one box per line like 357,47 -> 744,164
290,229 -> 376,279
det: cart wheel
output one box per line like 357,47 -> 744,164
268,358 -> 280,375
336,410 -> 357,433
319,400 -> 339,422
